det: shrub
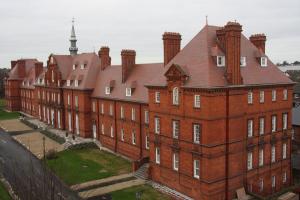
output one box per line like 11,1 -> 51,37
45,149 -> 58,160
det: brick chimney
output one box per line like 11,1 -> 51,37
11,60 -> 17,70
249,34 -> 266,53
224,22 -> 243,85
34,62 -> 43,77
98,46 -> 111,70
121,49 -> 136,83
163,32 -> 181,66
17,60 -> 26,78
216,28 -> 225,50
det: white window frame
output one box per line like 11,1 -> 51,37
75,96 -> 78,107
193,124 -> 200,144
240,56 -> 246,67
172,120 -> 179,139
248,91 -> 253,104
259,148 -> 264,167
101,124 -> 104,135
272,89 -> 277,101
121,128 -> 124,141
109,104 -> 113,116
132,130 -> 136,145
259,117 -> 265,135
282,143 -> 287,159
155,92 -> 160,103
67,80 -> 70,86
283,113 -> 288,130
172,87 -> 179,105
105,86 -> 111,95
120,106 -> 124,119
248,119 -> 253,137
260,57 -> 267,67
155,147 -> 160,164
247,152 -> 253,170
259,90 -> 265,103
193,160 -> 200,179
272,115 -> 277,133
92,102 -> 96,112
126,88 -> 132,97
67,94 -> 70,105
145,135 -> 149,149
131,108 -> 136,121
271,145 -> 276,163
155,117 -> 160,134
144,110 -> 149,124
173,153 -> 179,171
101,103 -> 104,114
283,89 -> 288,100
74,80 -> 79,87
194,95 -> 201,108
110,125 -> 114,138
217,56 -> 225,67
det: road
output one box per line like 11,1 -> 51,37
0,129 -> 81,200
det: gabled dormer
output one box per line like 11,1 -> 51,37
46,55 -> 62,87
164,64 -> 189,85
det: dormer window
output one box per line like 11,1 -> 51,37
80,63 -> 87,69
126,88 -> 132,97
72,64 -> 76,70
217,56 -> 225,67
172,87 -> 179,105
260,57 -> 267,67
67,80 -> 70,86
105,87 -> 111,95
74,80 -> 78,87
240,57 -> 246,67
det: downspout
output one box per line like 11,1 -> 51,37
225,89 -> 229,200
97,98 -> 100,141
114,101 -> 118,152
139,104 -> 143,159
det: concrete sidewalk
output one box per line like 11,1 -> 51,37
0,119 -> 32,132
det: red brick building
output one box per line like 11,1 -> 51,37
4,21 -> 294,199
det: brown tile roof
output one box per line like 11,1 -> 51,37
92,63 -> 163,103
147,25 -> 293,88
8,59 -> 38,80
52,55 -> 73,80
63,53 -> 101,90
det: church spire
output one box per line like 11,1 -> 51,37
69,18 -> 78,56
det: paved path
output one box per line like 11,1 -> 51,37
0,119 -> 32,132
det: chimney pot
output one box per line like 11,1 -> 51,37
98,46 -> 111,70
250,34 -> 266,53
121,49 -> 136,83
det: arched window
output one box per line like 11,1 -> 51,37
172,87 -> 179,105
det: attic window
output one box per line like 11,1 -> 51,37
260,57 -> 267,67
81,63 -> 87,69
74,80 -> 79,87
240,57 -> 246,67
67,80 -> 70,86
217,56 -> 225,67
72,64 -> 76,70
126,88 -> 132,97
105,86 -> 111,95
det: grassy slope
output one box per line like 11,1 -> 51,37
46,148 -> 131,185
111,185 -> 170,200
0,99 -> 19,120
0,182 -> 11,200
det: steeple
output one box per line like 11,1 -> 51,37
69,18 -> 78,56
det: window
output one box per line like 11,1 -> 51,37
75,96 -> 78,107
259,148 -> 264,167
126,88 -> 132,97
72,64 -> 76,70
272,115 -> 277,132
144,110 -> 149,124
121,129 -> 124,141
194,95 -> 201,108
271,145 -> 276,163
172,120 -> 179,139
193,124 -> 200,144
247,119 -> 253,137
67,80 -> 70,86
101,103 -> 104,114
240,57 -> 246,67
110,125 -> 114,137
259,178 -> 264,192
172,87 -> 179,105
92,102 -> 96,112
132,130 -> 136,145
131,108 -> 136,121
260,57 -> 267,67
283,172 -> 287,183
217,56 -> 225,67
145,135 -> 149,149
260,91 -> 265,103
272,89 -> 277,101
247,152 -> 253,170
155,92 -> 160,103
109,104 -> 113,116
282,143 -> 287,159
259,117 -> 265,135
155,147 -> 160,164
67,93 -> 70,105
248,91 -> 253,104
173,153 -> 179,171
80,64 -> 85,69
105,87 -> 111,95
193,160 -> 200,179
155,117 -> 160,134
51,70 -> 54,82
120,106 -> 124,119
283,89 -> 288,100
271,176 -> 276,188
74,80 -> 78,87
101,124 -> 104,134
283,113 -> 288,130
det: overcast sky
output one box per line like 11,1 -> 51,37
0,0 -> 299,68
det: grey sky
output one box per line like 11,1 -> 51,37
0,0 -> 299,68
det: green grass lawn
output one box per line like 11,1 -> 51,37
0,182 -> 11,200
110,185 -> 170,200
0,99 -> 19,121
46,148 -> 131,185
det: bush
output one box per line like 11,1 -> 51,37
45,149 -> 58,160
40,130 -> 66,144
68,142 -> 98,150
